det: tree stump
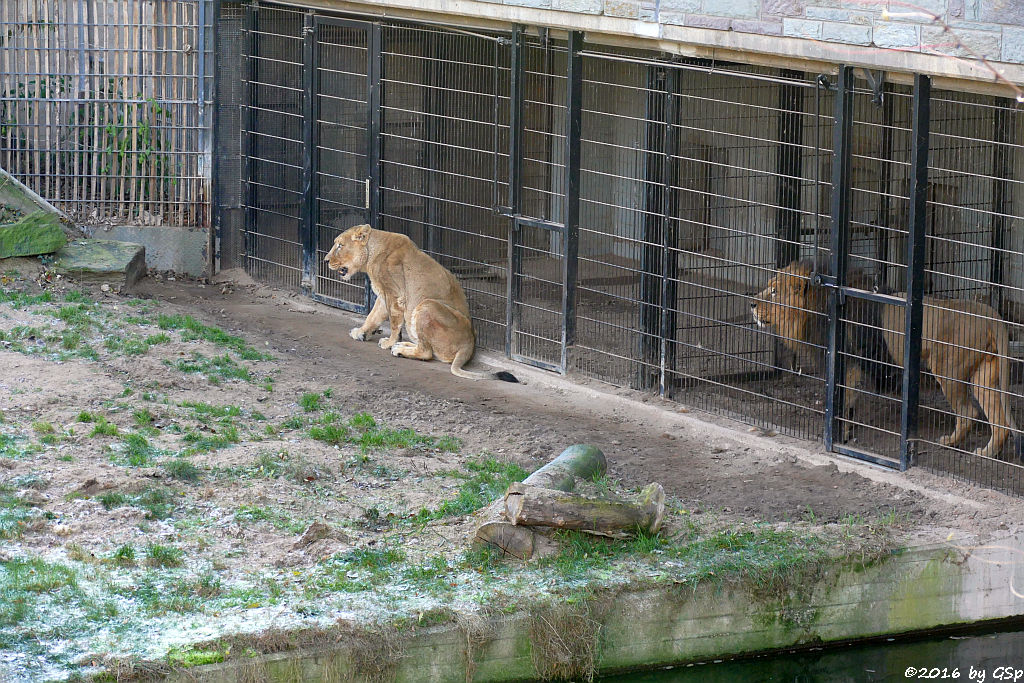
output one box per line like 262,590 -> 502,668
504,482 -> 665,536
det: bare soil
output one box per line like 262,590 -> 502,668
1,262 -> 1022,680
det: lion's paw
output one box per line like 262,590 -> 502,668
379,337 -> 395,350
349,328 -> 366,341
938,435 -> 953,446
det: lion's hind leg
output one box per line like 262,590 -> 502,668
970,355 -> 1011,458
933,373 -> 976,449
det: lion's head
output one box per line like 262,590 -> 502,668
324,224 -> 372,281
750,261 -> 826,338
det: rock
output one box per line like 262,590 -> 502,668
0,211 -> 67,258
54,239 -> 146,288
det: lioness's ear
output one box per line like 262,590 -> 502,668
351,225 -> 371,244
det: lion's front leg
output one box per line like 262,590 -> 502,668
351,294 -> 387,341
379,298 -> 405,350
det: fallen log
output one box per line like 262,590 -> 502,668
471,444 -> 606,559
504,481 -> 665,536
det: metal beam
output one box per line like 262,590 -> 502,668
560,30 -> 583,374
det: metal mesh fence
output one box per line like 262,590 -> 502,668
0,0 -> 211,226
225,5 -> 1024,494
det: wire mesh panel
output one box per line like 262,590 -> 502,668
574,54 -> 659,387
378,24 -> 511,351
658,65 -> 832,442
0,0 -> 209,225
312,19 -> 372,311
242,5 -> 305,287
831,79 -> 914,462
912,91 -> 1024,494
509,36 -> 570,369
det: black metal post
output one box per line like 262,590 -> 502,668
639,66 -> 667,391
775,70 -> 804,269
505,26 -> 523,358
660,67 -> 680,398
241,2 -> 257,276
366,23 -> 382,312
876,82 -> 894,289
824,65 -> 855,450
990,100 -> 1012,313
299,12 -> 315,293
560,31 -> 583,374
899,74 -> 930,471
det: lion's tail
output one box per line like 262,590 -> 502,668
450,347 -> 519,383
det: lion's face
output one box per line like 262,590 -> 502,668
750,265 -> 813,330
325,224 -> 371,281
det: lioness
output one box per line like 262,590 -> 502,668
325,224 -> 517,382
752,260 -> 1020,458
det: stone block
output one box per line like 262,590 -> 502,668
821,21 -> 872,44
806,6 -> 850,21
873,21 -> 920,48
732,18 -> 784,35
553,0 -> 602,12
660,0 -> 700,11
0,212 -> 67,259
685,14 -> 732,29
701,0 -> 757,18
921,25 -> 1001,58
604,0 -> 639,18
980,0 -> 1024,25
55,239 -> 147,288
504,0 -> 552,8
764,0 -> 805,15
783,18 -> 823,39
1003,27 -> 1024,64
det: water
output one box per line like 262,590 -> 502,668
602,626 -> 1024,682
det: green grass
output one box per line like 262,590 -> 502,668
306,412 -> 460,456
89,418 -> 119,437
162,459 -> 203,483
180,425 -> 239,456
413,456 -> 528,523
233,505 -> 307,534
306,546 -> 407,597
308,423 -> 350,446
0,558 -> 79,627
299,392 -> 324,412
179,401 -> 241,420
156,314 -> 271,361
114,432 -> 160,466
145,543 -> 185,568
170,352 -> 252,384
111,544 -> 137,567
97,487 -> 177,520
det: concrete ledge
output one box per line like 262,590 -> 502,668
55,239 -> 147,289
169,537 -> 1024,682
85,224 -> 209,277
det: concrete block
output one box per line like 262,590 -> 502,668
1003,27 -> 1024,64
603,0 -> 639,18
55,239 -> 147,288
87,224 -> 209,276
783,18 -> 823,39
685,13 -> 732,29
921,25 -> 1001,58
701,0 -> 757,18
732,18 -> 784,35
504,0 -> 552,8
0,212 -> 67,259
553,0 -> 602,13
873,21 -> 921,49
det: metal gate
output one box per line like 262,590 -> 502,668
309,17 -> 378,313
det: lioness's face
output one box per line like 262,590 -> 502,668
750,269 -> 808,329
325,224 -> 371,281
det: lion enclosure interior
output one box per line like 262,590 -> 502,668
221,4 -> 1024,494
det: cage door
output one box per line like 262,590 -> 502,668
309,18 -> 378,313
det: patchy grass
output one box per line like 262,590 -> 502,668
234,505 -> 308,534
170,352 -> 253,384
413,456 -> 528,523
156,313 -> 272,361
145,543 -> 185,568
98,487 -> 177,520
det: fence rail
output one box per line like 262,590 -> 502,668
0,0 -> 211,227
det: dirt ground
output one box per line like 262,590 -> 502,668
2,262 -> 1023,680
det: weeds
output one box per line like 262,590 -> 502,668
413,457 -> 528,523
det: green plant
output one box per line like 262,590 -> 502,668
145,543 -> 184,568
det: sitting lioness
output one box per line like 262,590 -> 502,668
752,260 -> 1021,458
325,224 -> 517,382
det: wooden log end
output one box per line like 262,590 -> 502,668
639,482 -> 666,534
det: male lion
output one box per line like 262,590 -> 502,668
752,260 -> 1020,458
325,224 -> 517,382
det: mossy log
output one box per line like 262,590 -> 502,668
504,482 -> 665,536
471,444 -> 607,560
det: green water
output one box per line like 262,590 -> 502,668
603,627 -> 1024,682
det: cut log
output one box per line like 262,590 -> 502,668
504,482 -> 665,536
470,444 -> 606,560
